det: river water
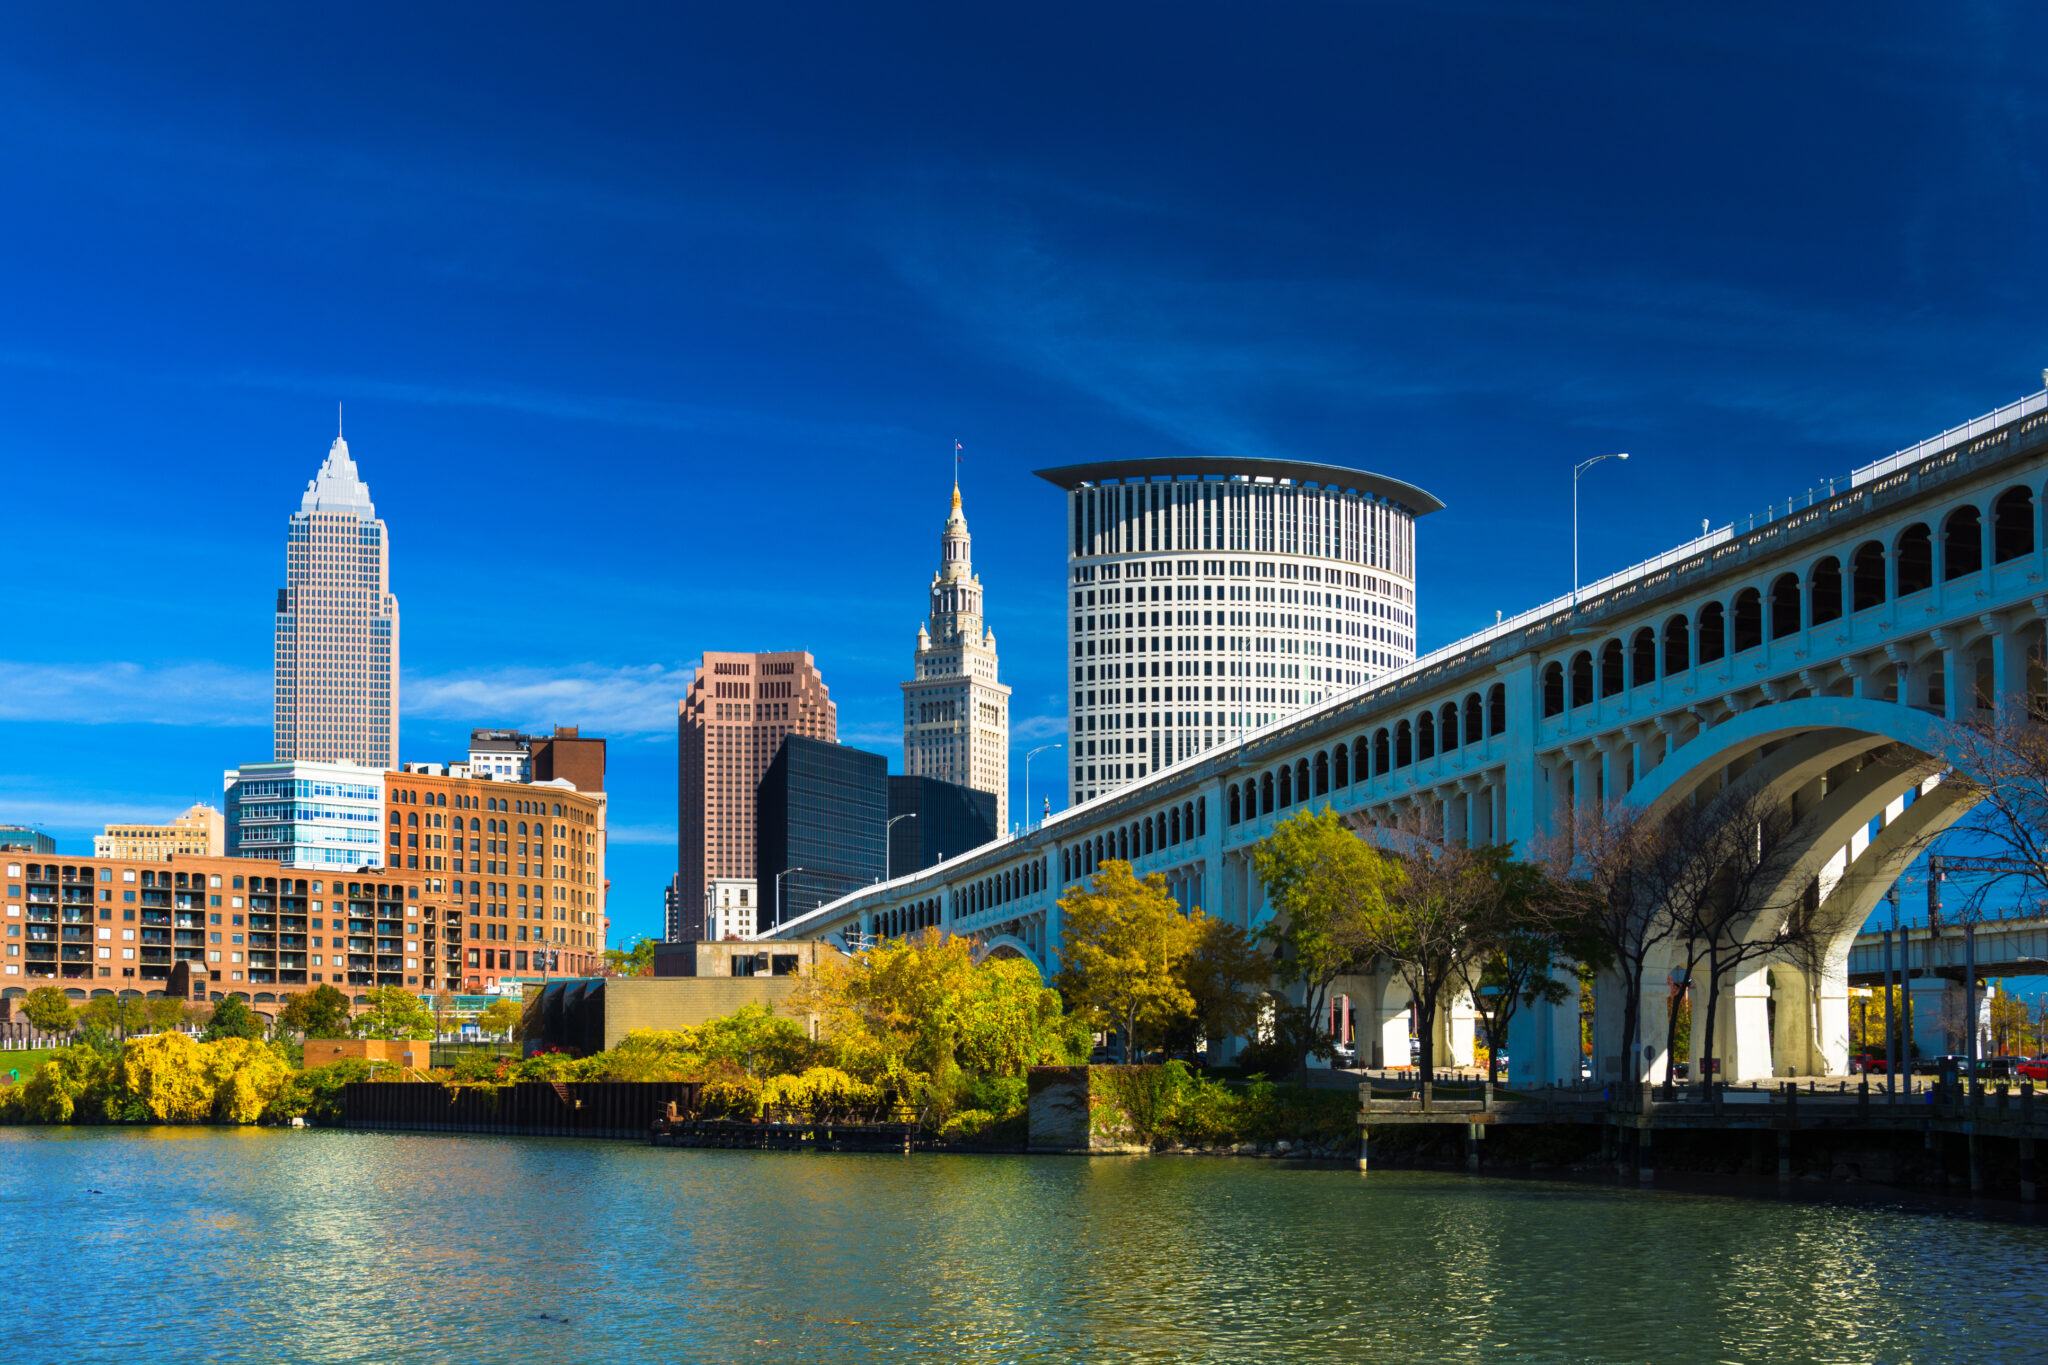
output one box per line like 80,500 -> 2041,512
7,1128 -> 2046,1362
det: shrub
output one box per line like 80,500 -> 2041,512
759,1066 -> 883,1121
700,1074 -> 763,1120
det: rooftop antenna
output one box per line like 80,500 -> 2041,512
337,401 -> 344,440
1702,518 -> 1710,537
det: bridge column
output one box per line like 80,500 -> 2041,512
1374,972 -> 1412,1070
1985,612 -> 2025,714
1815,946 -> 1852,1076
1909,976 -> 1963,1057
1718,966 -> 1775,1081
1435,990 -> 1477,1069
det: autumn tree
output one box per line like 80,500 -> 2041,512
477,997 -> 524,1039
354,986 -> 437,1040
19,985 -> 74,1035
1250,808 -> 1402,1040
1055,861 -> 1198,1062
1167,915 -> 1272,1054
276,985 -> 353,1039
605,938 -> 658,977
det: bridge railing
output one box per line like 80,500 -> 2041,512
1853,388 -> 2048,487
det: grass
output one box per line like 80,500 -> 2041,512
0,1049 -> 58,1086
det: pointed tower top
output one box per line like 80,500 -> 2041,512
299,423 -> 378,520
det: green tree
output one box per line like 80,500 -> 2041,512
201,994 -> 265,1042
477,997 -> 523,1038
276,985 -> 352,1039
1055,860 -> 1198,1062
19,985 -> 75,1035
1168,914 -> 1272,1054
1453,848 -> 1573,1086
1250,809 -> 1403,1053
76,996 -> 150,1037
604,938 -> 657,977
353,986 -> 437,1040
1360,838 -> 1497,1082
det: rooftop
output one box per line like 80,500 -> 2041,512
1034,456 -> 1444,515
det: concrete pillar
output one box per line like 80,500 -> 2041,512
1909,975 -> 1962,1058
1438,991 -> 1477,1069
1377,976 -> 1413,1070
1815,948 -> 1852,1077
1724,966 -> 1775,1081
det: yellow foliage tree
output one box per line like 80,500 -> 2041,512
1056,860 -> 1198,1062
121,1032 -> 217,1123
202,1037 -> 295,1123
759,1066 -> 882,1119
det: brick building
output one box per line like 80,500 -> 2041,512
383,768 -> 609,984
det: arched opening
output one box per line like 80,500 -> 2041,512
1768,572 -> 1801,640
1277,765 -> 1292,807
1333,743 -> 1350,787
1809,556 -> 1843,625
1732,588 -> 1763,652
1464,693 -> 1483,743
1314,751 -> 1329,796
1697,601 -> 1726,664
1599,640 -> 1624,698
1487,684 -> 1506,736
1943,505 -> 1983,579
1995,486 -> 2036,563
1295,758 -> 1310,802
1851,540 -> 1886,610
1417,712 -> 1436,760
1261,772 -> 1275,814
1374,729 -> 1391,773
1895,523 -> 1933,596
1663,614 -> 1690,675
1541,663 -> 1565,718
1630,627 -> 1656,688
1569,651 -> 1594,709
1395,721 -> 1413,768
1440,702 -> 1460,751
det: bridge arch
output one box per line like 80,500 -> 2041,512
973,933 -> 1040,969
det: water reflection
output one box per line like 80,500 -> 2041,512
5,1129 -> 2048,1362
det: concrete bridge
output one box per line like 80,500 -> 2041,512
768,386 -> 2048,1088
1846,909 -> 2048,1059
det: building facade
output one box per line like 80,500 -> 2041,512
757,736 -> 886,929
901,480 -> 1012,831
0,826 -> 55,854
887,774 -> 997,880
674,651 -> 836,940
223,760 -> 387,870
95,804 -> 225,861
703,878 -> 758,941
274,425 -> 400,770
467,726 -> 607,792
382,767 -> 609,983
1036,458 -> 1442,804
1,851 -> 459,997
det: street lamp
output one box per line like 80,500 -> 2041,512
774,866 -> 813,929
885,813 -> 918,880
1572,452 -> 1630,607
1023,742 -> 1065,832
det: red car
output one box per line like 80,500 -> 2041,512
2016,1058 -> 2048,1083
1850,1053 -> 1888,1074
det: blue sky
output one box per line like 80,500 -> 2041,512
3,5 -> 2046,947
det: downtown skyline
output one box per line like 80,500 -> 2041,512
6,5 -> 2048,946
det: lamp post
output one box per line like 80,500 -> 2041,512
774,866 -> 813,930
1024,742 -> 1065,833
1572,452 -> 1630,607
885,813 -> 918,880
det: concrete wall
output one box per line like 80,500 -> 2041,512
599,978 -> 813,1050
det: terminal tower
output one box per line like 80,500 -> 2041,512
901,476 -> 1012,833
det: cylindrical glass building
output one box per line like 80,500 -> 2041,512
1036,457 -> 1443,805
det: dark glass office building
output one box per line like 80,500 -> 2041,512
887,775 -> 997,878
758,736 -> 888,927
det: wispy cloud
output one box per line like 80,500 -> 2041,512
0,656 -> 701,739
1013,713 -> 1068,742
0,661 -> 266,728
406,663 -> 692,738
0,787 -> 210,833
605,822 -> 673,847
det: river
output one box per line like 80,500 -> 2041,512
7,1127 -> 2046,1362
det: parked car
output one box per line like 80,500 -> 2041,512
1984,1056 -> 2026,1081
1850,1052 -> 1888,1074
2017,1058 -> 2048,1082
1330,1041 -> 1357,1067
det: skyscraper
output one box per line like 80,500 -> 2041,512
274,419 -> 399,769
674,651 -> 836,940
1036,458 -> 1441,804
901,478 -> 1011,831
